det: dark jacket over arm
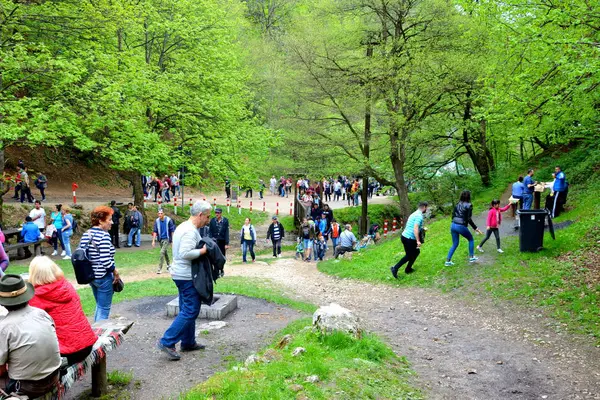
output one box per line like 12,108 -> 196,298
191,237 -> 226,305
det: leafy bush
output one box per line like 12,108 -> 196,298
333,204 -> 402,227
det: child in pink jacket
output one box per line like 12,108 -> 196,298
477,199 -> 511,253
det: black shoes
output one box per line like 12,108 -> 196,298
156,340 -> 181,361
405,267 -> 415,274
181,343 -> 206,352
390,266 -> 398,279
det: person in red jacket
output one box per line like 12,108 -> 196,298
477,199 -> 511,254
28,256 -> 97,365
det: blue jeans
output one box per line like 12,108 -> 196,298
242,240 -> 255,262
331,237 -> 339,252
90,273 -> 114,322
161,280 -> 201,348
447,223 -> 474,261
128,228 -> 141,246
62,230 -> 73,256
523,193 -> 533,210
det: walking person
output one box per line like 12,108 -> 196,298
391,202 -> 428,277
445,190 -> 483,266
157,201 -> 212,361
79,206 -> 121,321
34,172 -> 48,201
170,173 -> 179,197
269,176 -> 276,196
126,205 -> 143,247
109,200 -> 122,248
208,208 -> 229,258
477,200 -> 511,254
240,217 -> 256,263
225,177 -> 231,199
330,219 -> 341,254
152,209 -> 176,274
50,204 -> 66,256
162,176 -> 171,203
522,169 -> 536,210
551,166 -> 567,218
300,218 -> 316,261
60,206 -> 74,260
19,167 -> 34,203
266,216 -> 285,257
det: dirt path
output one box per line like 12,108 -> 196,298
226,256 -> 600,400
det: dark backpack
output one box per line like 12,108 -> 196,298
71,233 -> 96,284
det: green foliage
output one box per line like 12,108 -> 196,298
107,370 -> 134,387
333,204 -> 402,228
319,147 -> 600,341
183,320 -> 422,399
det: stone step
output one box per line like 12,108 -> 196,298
166,294 -> 238,320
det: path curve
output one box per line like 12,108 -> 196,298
227,257 -> 600,400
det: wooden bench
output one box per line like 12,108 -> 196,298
28,320 -> 133,400
4,240 -> 44,260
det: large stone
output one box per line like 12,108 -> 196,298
166,294 -> 238,320
312,303 -> 361,337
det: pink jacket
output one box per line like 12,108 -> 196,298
486,204 -> 511,228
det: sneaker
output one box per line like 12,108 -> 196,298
469,256 -> 478,263
62,255 -> 71,260
51,250 -> 58,256
60,251 -> 66,257
390,266 -> 398,279
156,340 -> 181,360
444,261 -> 455,267
405,267 -> 415,274
156,269 -> 162,274
167,265 -> 172,272
476,246 -> 484,253
497,248 -> 504,253
180,343 -> 206,352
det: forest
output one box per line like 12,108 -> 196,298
1,0 -> 598,217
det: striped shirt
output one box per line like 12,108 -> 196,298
79,227 -> 115,279
402,210 -> 424,240
272,225 -> 281,240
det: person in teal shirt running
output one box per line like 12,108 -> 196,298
391,201 -> 428,277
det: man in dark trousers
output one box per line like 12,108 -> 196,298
110,200 -> 122,248
208,208 -> 229,257
267,216 -> 285,257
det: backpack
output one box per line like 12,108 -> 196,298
71,233 -> 96,284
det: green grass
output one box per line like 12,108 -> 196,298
319,150 -> 600,341
79,276 -> 316,316
183,319 -> 422,400
107,370 -> 134,386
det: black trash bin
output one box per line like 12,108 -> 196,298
518,209 -> 555,252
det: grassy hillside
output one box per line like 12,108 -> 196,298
319,145 -> 600,341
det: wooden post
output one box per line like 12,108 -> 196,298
91,356 -> 108,397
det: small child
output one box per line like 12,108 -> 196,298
315,234 -> 327,261
477,199 -> 511,253
295,237 -> 304,260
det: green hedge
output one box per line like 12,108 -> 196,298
333,204 -> 402,227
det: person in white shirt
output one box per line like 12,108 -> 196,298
29,201 -> 46,232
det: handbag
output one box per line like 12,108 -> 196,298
113,278 -> 124,293
418,227 -> 426,244
71,233 -> 96,284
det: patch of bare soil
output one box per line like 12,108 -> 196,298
65,295 -> 306,400
227,255 -> 600,400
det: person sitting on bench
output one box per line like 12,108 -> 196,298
334,224 -> 358,259
20,216 -> 42,258
0,274 -> 62,398
28,256 -> 98,366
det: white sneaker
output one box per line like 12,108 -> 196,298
62,255 -> 71,260
476,246 -> 484,253
51,250 -> 57,256
497,248 -> 504,253
60,251 -> 66,257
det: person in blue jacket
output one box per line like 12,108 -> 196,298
20,216 -> 41,258
522,169 -> 536,210
551,166 -> 567,218
511,176 -> 525,217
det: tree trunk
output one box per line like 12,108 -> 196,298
532,136 -> 549,151
389,130 -> 411,220
520,137 -> 525,162
360,176 -> 368,236
0,143 -> 11,226
359,43 -> 373,237
461,91 -> 491,187
128,171 -> 147,231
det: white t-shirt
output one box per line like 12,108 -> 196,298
29,208 -> 46,230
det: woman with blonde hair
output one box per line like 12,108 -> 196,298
28,256 -> 97,365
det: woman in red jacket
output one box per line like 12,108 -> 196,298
477,199 -> 511,254
28,256 -> 97,365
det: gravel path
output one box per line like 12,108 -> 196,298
227,257 -> 600,400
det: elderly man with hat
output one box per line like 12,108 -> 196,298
208,207 -> 229,258
0,274 -> 62,398
266,215 -> 285,258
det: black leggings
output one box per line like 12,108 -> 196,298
479,228 -> 500,249
393,235 -> 420,272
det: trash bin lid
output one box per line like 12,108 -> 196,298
547,211 -> 556,240
517,209 -> 549,215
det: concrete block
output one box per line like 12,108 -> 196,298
166,294 -> 238,320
